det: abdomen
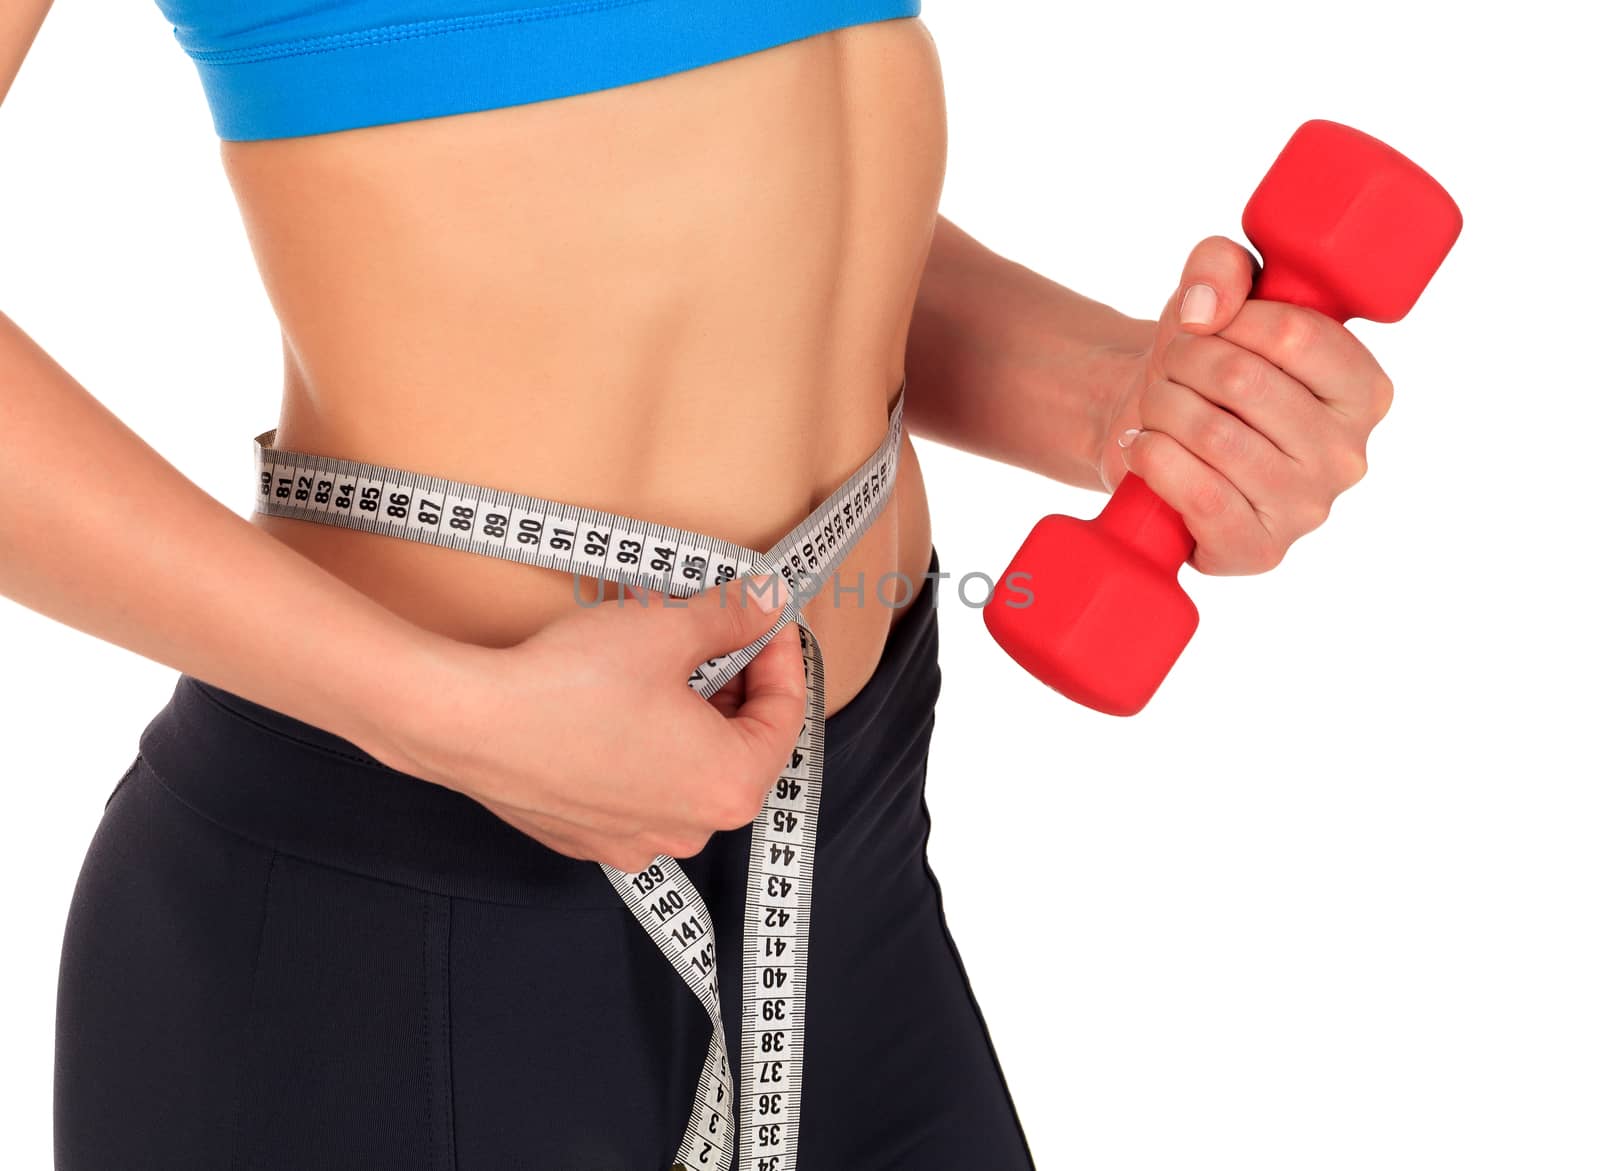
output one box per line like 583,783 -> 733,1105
230,16 -> 947,712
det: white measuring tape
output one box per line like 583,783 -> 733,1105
252,384 -> 905,1169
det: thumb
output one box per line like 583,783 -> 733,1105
670,572 -> 792,668
722,617 -> 807,785
1167,235 -> 1261,337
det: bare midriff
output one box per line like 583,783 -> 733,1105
233,17 -> 946,717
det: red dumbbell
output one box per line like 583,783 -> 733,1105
983,119 -> 1463,716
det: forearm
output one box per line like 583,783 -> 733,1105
904,215 -> 1157,491
0,309 -> 446,756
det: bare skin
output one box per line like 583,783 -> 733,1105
234,17 -> 946,719
3,5 -> 1394,871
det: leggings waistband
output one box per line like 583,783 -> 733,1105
135,544 -> 941,906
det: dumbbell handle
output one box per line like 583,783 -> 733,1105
1112,265 -> 1353,573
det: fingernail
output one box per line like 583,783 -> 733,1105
1118,427 -> 1142,467
747,573 -> 789,614
1179,284 -> 1216,327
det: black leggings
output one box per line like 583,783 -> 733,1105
54,546 -> 1035,1170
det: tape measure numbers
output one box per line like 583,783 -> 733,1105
252,385 -> 906,1170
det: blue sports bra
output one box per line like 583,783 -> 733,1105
153,0 -> 922,141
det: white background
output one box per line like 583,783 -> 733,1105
3,2 -> 1596,1168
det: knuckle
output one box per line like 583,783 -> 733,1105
1219,351 -> 1265,402
709,784 -> 765,831
1198,413 -> 1245,462
1188,475 -> 1231,521
738,782 -> 770,823
607,846 -> 658,874
1271,308 -> 1318,360
1298,494 -> 1333,532
635,836 -> 670,865
1249,540 -> 1287,574
780,684 -> 808,728
663,831 -> 712,860
691,757 -> 759,827
1370,372 -> 1396,419
1334,445 -> 1369,488
626,852 -> 658,874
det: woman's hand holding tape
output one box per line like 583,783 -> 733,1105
369,574 -> 804,874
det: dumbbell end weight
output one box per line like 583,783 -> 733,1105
984,474 -> 1198,716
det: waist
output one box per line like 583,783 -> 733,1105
251,374 -> 932,715
133,542 -> 942,906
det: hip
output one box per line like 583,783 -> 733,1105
56,552 -> 949,1167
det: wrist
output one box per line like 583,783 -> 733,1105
1088,326 -> 1156,492
333,622 -> 489,782
1039,318 -> 1153,491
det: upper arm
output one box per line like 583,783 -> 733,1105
1,0 -> 55,108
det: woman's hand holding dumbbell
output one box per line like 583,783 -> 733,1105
1096,235 -> 1396,577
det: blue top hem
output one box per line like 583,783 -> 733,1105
181,0 -> 923,141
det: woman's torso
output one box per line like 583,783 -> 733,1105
237,16 -> 946,716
